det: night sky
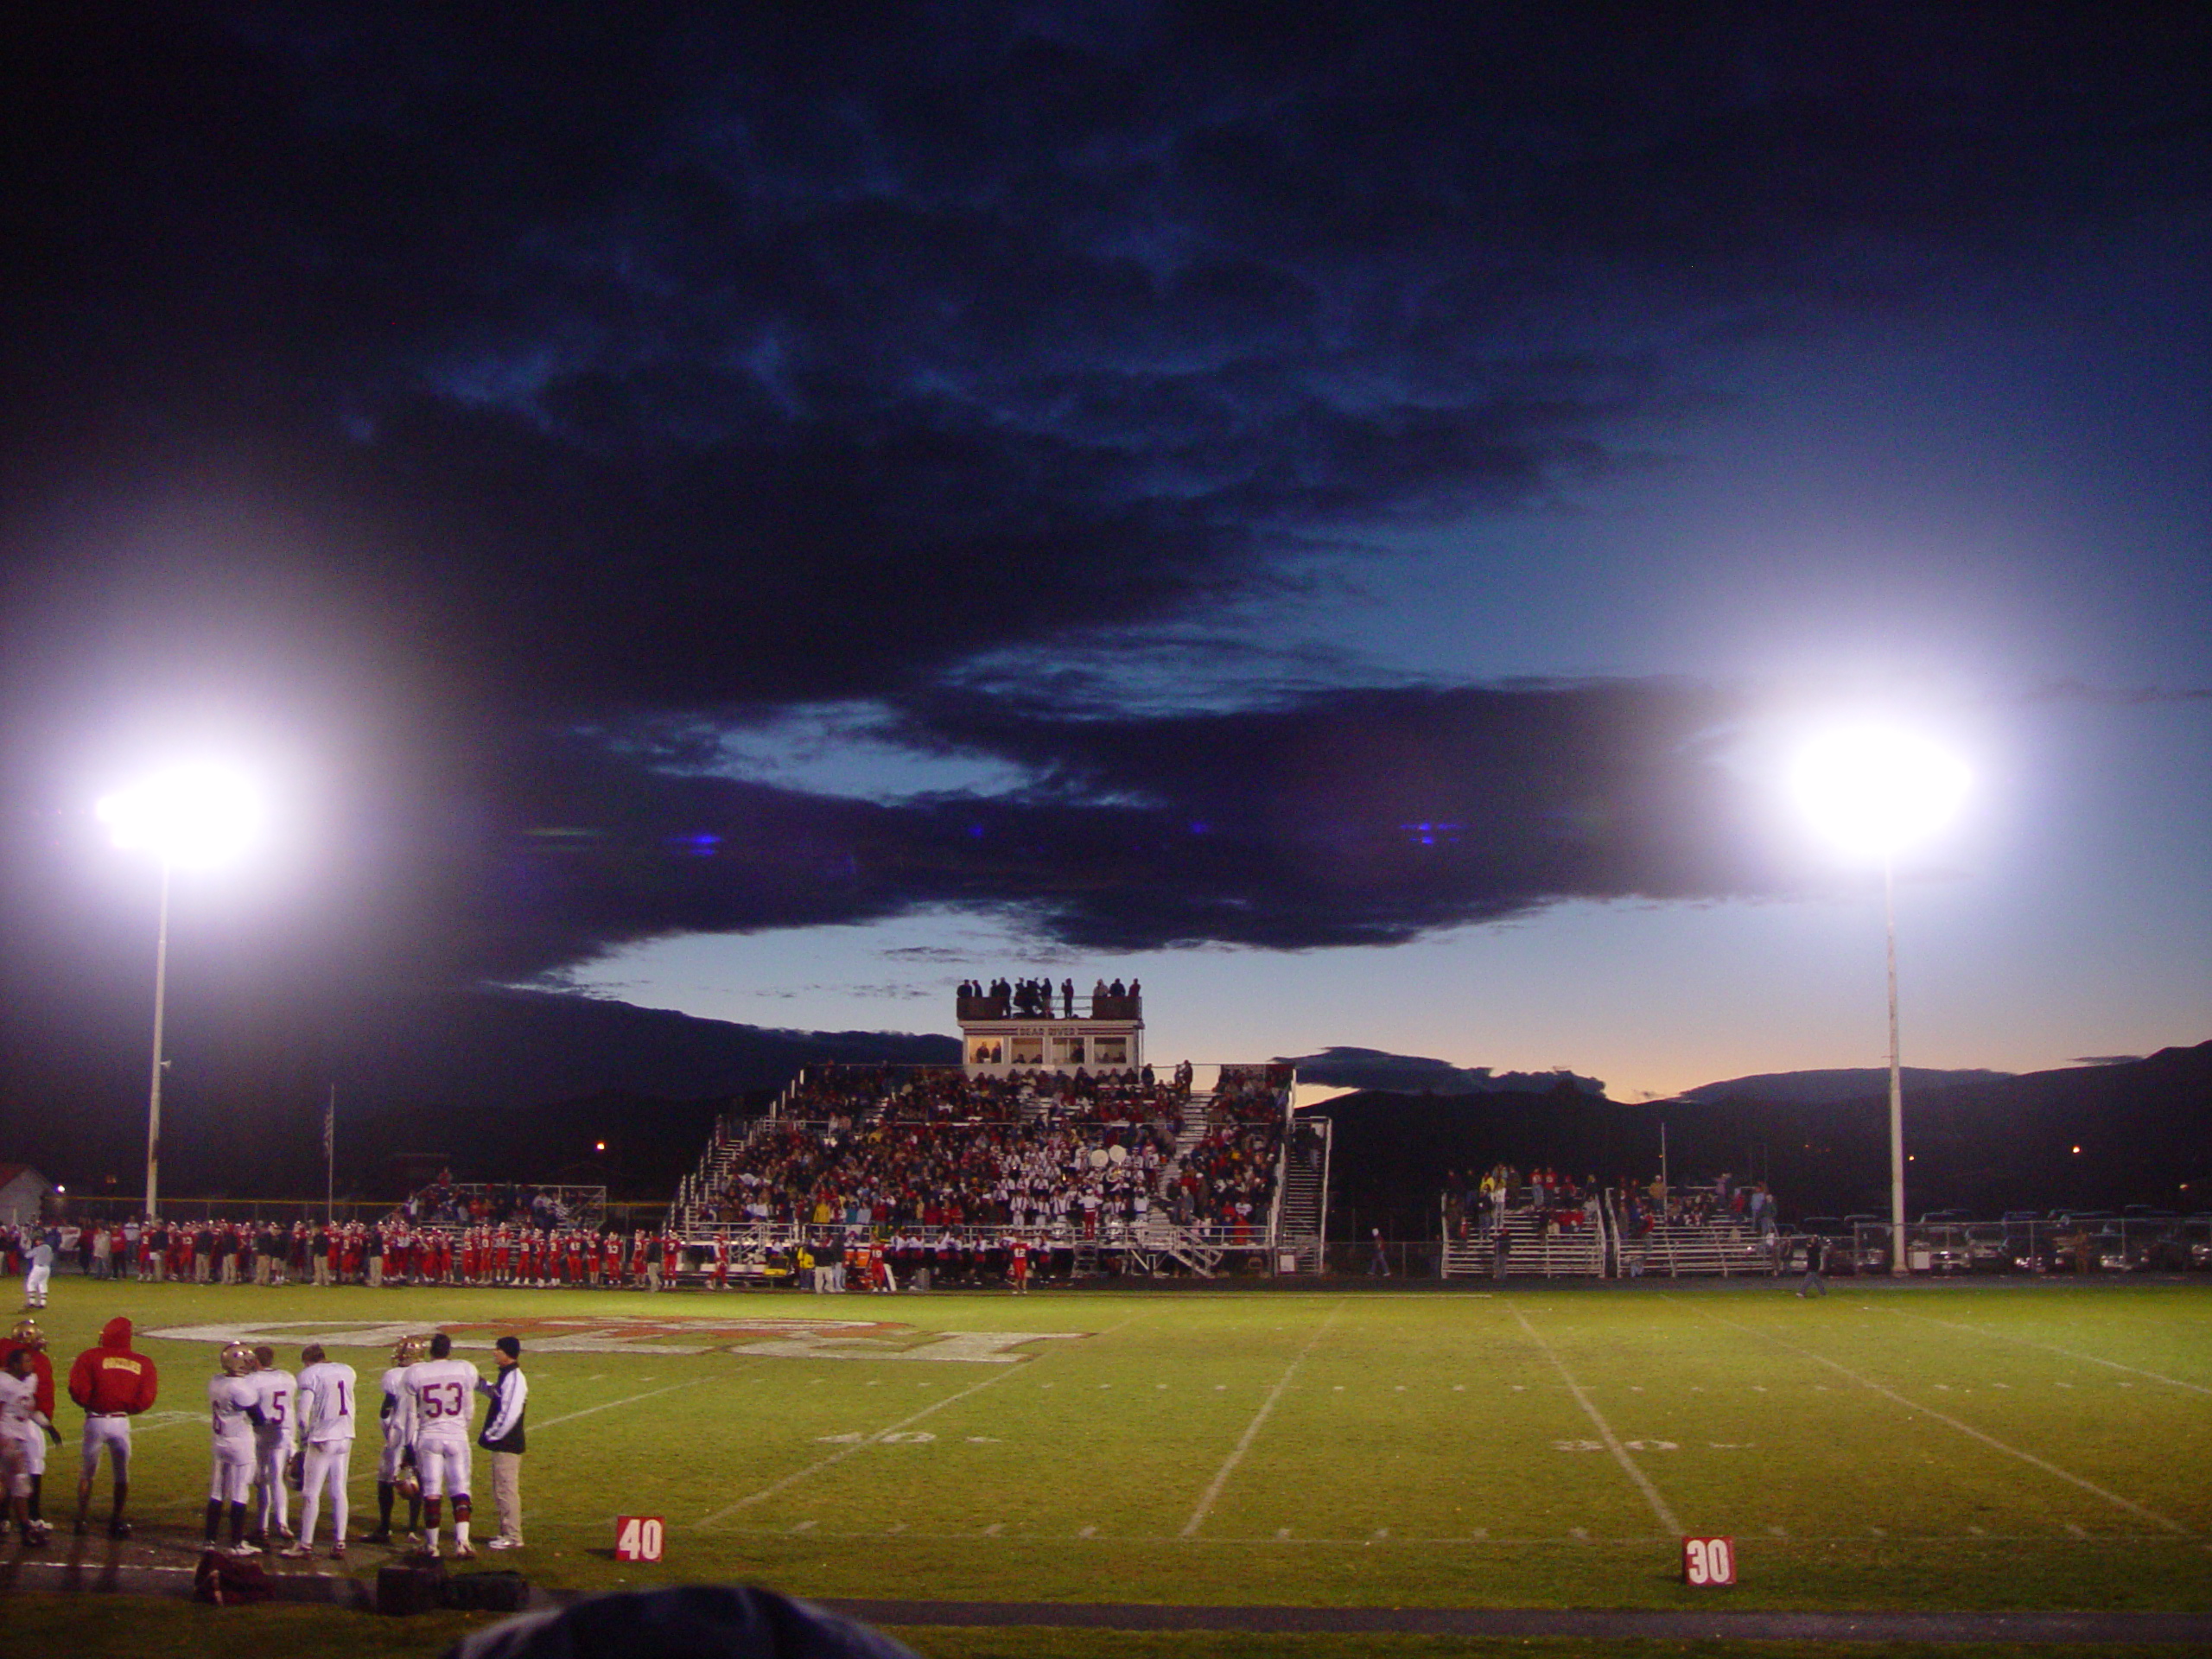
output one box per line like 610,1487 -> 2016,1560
3,3 -> 2205,1128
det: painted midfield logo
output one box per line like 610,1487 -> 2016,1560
139,1316 -> 1086,1363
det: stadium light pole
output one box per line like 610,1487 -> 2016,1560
1792,728 -> 1968,1279
97,766 -> 264,1221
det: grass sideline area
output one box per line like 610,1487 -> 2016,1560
4,1275 -> 2205,1656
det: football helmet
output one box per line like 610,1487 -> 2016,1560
392,1334 -> 429,1366
219,1342 -> 256,1376
9,1318 -> 43,1351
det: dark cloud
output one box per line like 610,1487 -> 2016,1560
454,680 -> 1802,975
9,3 -> 2203,723
0,1 -> 2202,1037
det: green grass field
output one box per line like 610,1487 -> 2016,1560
9,1275 -> 2209,1656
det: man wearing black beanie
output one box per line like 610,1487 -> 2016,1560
476,1335 -> 527,1550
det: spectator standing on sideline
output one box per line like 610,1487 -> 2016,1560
1797,1233 -> 1827,1298
1368,1229 -> 1389,1277
477,1335 -> 528,1550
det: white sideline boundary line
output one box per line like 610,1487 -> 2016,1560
1672,1299 -> 2190,1536
1180,1301 -> 1344,1538
1510,1306 -> 1681,1535
1881,1306 -> 2212,1397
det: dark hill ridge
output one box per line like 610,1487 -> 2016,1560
1277,1046 -> 1605,1097
1315,1042 -> 2212,1236
14,986 -> 958,1202
1677,1066 -> 2012,1105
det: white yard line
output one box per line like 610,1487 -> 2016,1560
1179,1300 -> 1344,1538
1882,1307 -> 2212,1397
534,1377 -> 714,1432
1510,1306 -> 1681,1535
696,1367 -> 1020,1528
1675,1300 -> 2190,1536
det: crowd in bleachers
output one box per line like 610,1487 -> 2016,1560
692,1065 -> 1288,1242
1440,1164 -> 1779,1241
394,1175 -> 595,1230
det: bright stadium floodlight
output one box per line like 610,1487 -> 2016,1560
1791,727 -> 1968,863
1792,725 -> 1968,1280
98,764 -> 265,1221
97,764 -> 264,868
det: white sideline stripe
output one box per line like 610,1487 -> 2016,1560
1510,1306 -> 1681,1535
1179,1301 -> 1344,1538
1884,1307 -> 2212,1397
1675,1300 -> 2190,1536
696,1367 -> 1018,1528
534,1379 -> 710,1432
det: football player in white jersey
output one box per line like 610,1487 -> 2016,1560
204,1343 -> 265,1554
246,1344 -> 297,1548
0,1347 -> 59,1545
398,1332 -> 480,1559
367,1333 -> 426,1545
282,1343 -> 357,1559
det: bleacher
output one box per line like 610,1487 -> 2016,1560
1440,1183 -> 1783,1280
666,1061 -> 1302,1279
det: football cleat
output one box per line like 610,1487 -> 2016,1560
278,1541 -> 313,1559
454,1542 -> 476,1560
228,1539 -> 262,1556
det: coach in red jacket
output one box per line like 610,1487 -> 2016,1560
67,1316 -> 158,1537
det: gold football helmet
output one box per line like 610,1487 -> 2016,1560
219,1342 -> 256,1376
392,1334 -> 429,1366
8,1319 -> 42,1351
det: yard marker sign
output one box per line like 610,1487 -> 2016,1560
615,1516 -> 666,1563
1682,1535 -> 1736,1586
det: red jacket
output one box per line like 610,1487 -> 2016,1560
67,1317 -> 158,1415
0,1343 -> 54,1417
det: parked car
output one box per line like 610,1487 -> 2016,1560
1921,1224 -> 1973,1274
1834,1215 -> 1891,1275
2089,1230 -> 2142,1273
1963,1223 -> 2013,1273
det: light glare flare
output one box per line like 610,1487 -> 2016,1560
1791,726 -> 1968,861
97,765 -> 265,868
